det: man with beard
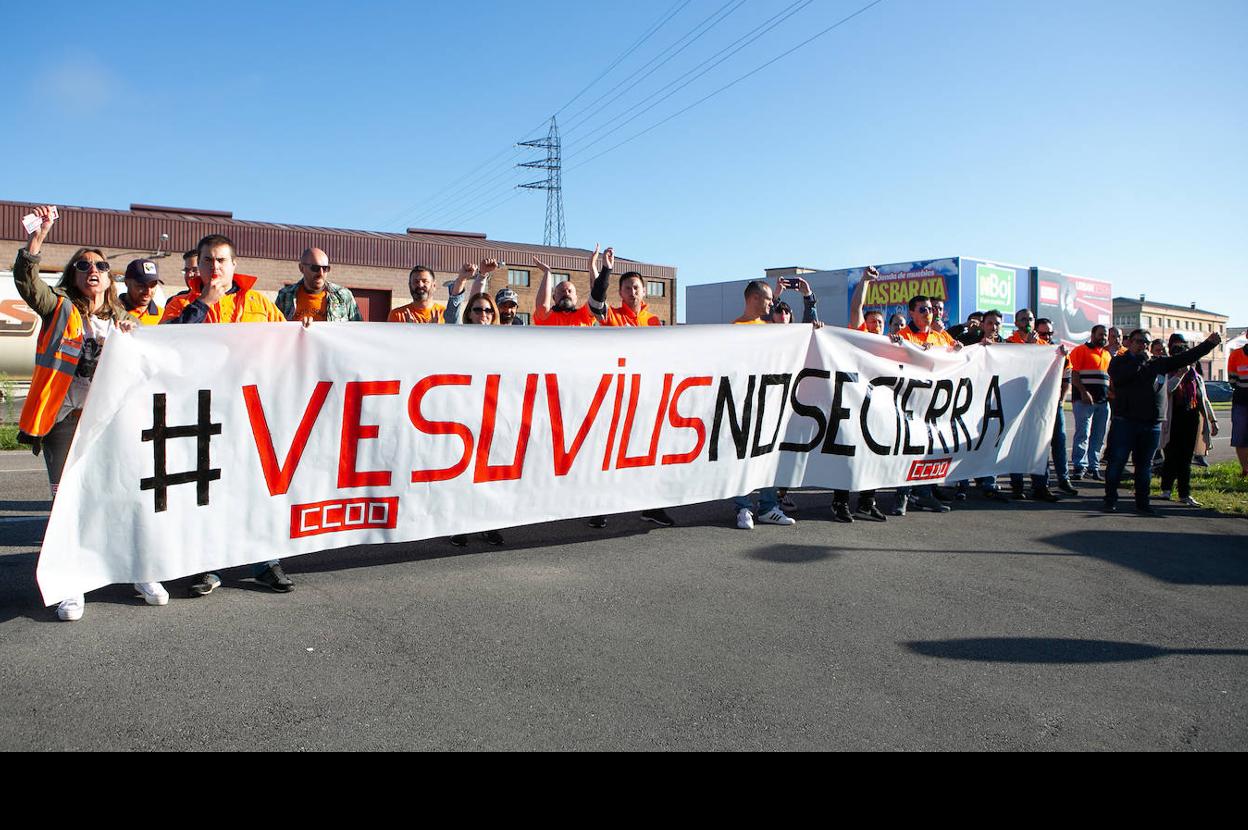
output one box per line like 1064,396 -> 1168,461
1068,324 -> 1112,480
495,288 -> 524,325
532,248 -> 603,327
276,248 -> 362,323
388,265 -> 447,323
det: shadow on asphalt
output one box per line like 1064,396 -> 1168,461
0,500 -> 52,512
904,637 -> 1248,664
1042,529 -> 1248,586
750,544 -> 840,564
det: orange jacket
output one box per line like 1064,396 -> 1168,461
161,274 -> 285,324
19,298 -> 83,439
601,302 -> 661,327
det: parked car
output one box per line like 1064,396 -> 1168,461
1205,381 -> 1233,403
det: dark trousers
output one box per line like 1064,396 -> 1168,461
1104,417 -> 1161,506
41,411 -> 81,499
1160,407 -> 1201,498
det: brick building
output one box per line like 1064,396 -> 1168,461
0,200 -> 677,324
1112,295 -> 1230,380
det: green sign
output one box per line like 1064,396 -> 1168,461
976,264 -> 1015,312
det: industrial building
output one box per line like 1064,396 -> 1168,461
1112,295 -> 1231,381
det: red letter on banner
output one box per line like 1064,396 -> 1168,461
617,373 -> 674,469
475,374 -> 539,483
339,380 -> 399,488
545,373 -> 613,476
409,374 -> 475,483
661,376 -> 712,465
243,381 -> 333,496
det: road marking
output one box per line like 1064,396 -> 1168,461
0,468 -> 45,473
0,516 -> 46,524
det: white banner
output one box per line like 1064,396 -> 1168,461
37,324 -> 1062,603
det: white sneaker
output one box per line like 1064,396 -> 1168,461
56,595 -> 85,622
757,507 -> 796,526
134,582 -> 169,606
736,508 -> 754,530
1159,491 -> 1171,501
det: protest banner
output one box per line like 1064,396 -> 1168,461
36,323 -> 1062,603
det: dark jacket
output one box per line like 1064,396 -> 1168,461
1108,338 -> 1218,423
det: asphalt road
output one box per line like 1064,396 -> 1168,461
1,426 -> 1245,751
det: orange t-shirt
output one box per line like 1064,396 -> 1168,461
602,302 -> 661,327
899,326 -> 955,347
1006,330 -> 1031,344
534,305 -> 597,327
388,302 -> 447,323
294,286 -> 328,321
732,316 -> 767,325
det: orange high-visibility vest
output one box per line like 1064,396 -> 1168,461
18,297 -> 83,439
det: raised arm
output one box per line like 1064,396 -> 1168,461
849,266 -> 878,329
533,256 -> 554,315
13,206 -> 60,318
589,245 -> 613,319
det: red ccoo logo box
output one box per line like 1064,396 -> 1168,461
290,497 -> 399,539
906,458 -> 952,481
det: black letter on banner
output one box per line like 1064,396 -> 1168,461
780,368 -> 830,453
751,374 -> 791,458
975,375 -> 1007,451
949,378 -> 975,451
860,377 -> 897,456
140,390 -> 222,513
710,376 -> 755,461
924,379 -> 955,453
821,371 -> 859,456
900,378 -> 933,456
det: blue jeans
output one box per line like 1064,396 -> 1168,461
1071,399 -> 1109,473
735,488 -> 779,514
1011,405 -> 1069,490
1104,417 -> 1161,506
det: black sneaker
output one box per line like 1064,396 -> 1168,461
255,564 -> 294,593
831,502 -> 854,523
449,534 -> 468,547
188,572 -> 221,598
482,530 -> 505,545
1101,499 -> 1117,513
1011,489 -> 1029,501
1057,480 -> 1078,496
588,516 -> 608,529
1134,503 -> 1160,517
1070,471 -> 1084,482
1192,455 -> 1209,468
1088,469 -> 1103,482
640,509 -> 675,528
1032,488 -> 1061,503
855,504 -> 887,522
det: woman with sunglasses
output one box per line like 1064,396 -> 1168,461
448,290 -> 507,547
13,206 -> 170,621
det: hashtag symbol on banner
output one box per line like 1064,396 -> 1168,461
140,390 -> 222,513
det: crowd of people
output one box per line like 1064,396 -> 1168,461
11,205 -> 1243,621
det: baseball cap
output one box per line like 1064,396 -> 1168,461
124,259 -> 162,285
495,288 -> 519,306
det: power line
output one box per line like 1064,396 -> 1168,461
568,0 -> 887,172
560,0 -> 747,138
565,0 -> 818,161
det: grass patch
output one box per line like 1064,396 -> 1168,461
0,424 -> 18,451
1154,461 -> 1248,516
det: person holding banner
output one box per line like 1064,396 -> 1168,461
388,266 -> 448,323
1006,317 -> 1068,502
730,281 -> 797,529
1102,328 -> 1221,514
891,295 -> 958,515
274,248 -> 362,323
163,233 -> 293,595
834,269 -> 887,521
444,259 -> 503,324
14,206 -> 169,620
533,251 -> 600,327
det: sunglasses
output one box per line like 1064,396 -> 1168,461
470,306 -> 495,314
915,306 -> 932,313
73,260 -> 109,273
303,264 -> 331,272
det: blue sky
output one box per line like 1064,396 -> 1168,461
9,0 -> 1247,325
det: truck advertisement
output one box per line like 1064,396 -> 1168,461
1033,268 -> 1113,347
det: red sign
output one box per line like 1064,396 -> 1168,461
290,497 -> 399,539
906,458 -> 951,481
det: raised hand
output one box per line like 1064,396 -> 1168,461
532,255 -> 552,274
27,205 -> 57,255
588,244 -> 600,275
479,258 -> 501,276
603,247 -> 615,271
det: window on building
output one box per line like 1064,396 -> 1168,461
646,280 -> 666,298
552,272 -> 570,285
1144,315 -> 1151,327
517,312 -> 531,325
508,269 -> 530,287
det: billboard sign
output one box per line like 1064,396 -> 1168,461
846,258 -> 960,331
1033,269 -> 1112,347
